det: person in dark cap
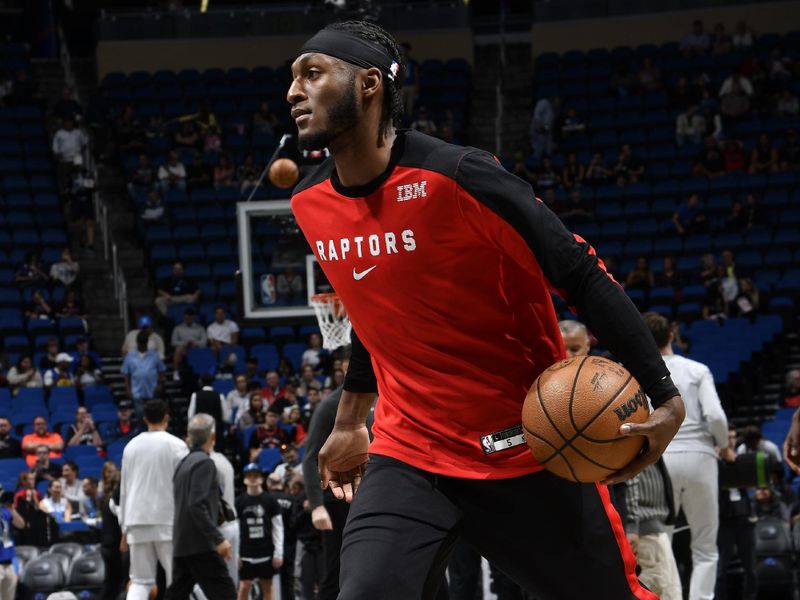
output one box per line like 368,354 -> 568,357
121,315 -> 166,359
105,400 -> 142,445
236,463 -> 284,600
248,406 -> 292,463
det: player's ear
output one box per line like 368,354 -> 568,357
361,67 -> 382,100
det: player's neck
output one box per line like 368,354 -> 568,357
331,126 -> 396,188
660,345 -> 674,356
246,485 -> 263,496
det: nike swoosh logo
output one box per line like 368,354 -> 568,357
352,265 -> 377,281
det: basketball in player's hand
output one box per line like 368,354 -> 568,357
522,356 -> 650,482
269,158 -> 300,188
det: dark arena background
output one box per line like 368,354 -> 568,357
0,0 -> 798,598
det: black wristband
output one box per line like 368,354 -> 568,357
646,376 -> 680,408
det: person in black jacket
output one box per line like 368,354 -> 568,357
165,414 -> 235,600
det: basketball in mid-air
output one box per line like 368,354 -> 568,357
522,355 -> 650,483
269,158 -> 300,188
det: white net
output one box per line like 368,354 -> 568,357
310,294 -> 352,350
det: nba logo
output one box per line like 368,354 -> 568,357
481,435 -> 494,455
260,274 -> 277,305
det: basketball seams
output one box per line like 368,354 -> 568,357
536,376 -> 570,444
535,373 -> 634,464
567,355 -> 591,435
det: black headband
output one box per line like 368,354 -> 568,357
299,29 -> 400,82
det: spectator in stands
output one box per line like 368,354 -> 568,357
22,417 -> 64,468
113,105 -> 144,156
141,189 -> 165,223
53,86 -> 83,123
207,306 -> 240,354
105,399 -> 141,444
511,153 -> 535,185
558,189 -> 593,227
39,479 -> 71,523
55,289 -> 87,324
720,77 -> 752,120
226,374 -> 251,420
696,254 -> 717,286
237,153 -> 260,195
74,354 -> 103,388
128,154 -> 155,198
732,20 -> 755,51
188,374 -> 229,448
43,352 -> 75,389
670,76 -> 700,112
39,339 -> 61,372
0,416 -> 20,458
559,107 -> 585,142
61,461 -> 84,510
52,117 -> 87,191
675,105 -> 706,147
655,256 -> 683,289
100,460 -> 118,502
724,200 -> 749,233
737,424 -> 782,462
24,289 -> 53,321
235,392 -> 266,430
174,121 -> 200,150
610,61 -> 636,97
178,100 -> 219,134
49,247 -> 79,288
785,369 -> 800,408
79,476 -> 100,524
286,407 -> 308,446
680,20 -> 710,56
721,139 -> 746,172
32,445 -> 62,483
0,488 -> 24,598
122,315 -> 166,359
273,443 -> 303,483
701,104 -> 724,140
301,333 -> 324,370
253,101 -> 279,136
614,144 -> 645,184
753,486 -> 790,521
702,275 -> 728,321
121,330 -> 166,418
301,387 -> 322,428
213,154 -> 236,188
637,57 -> 662,93
733,278 -> 759,318
13,472 -> 40,508
529,96 -> 555,158
748,133 -> 780,174
710,23 -> 732,55
261,370 -> 286,407
298,365 -> 321,398
158,150 -> 187,192
15,252 -> 48,287
7,355 -> 43,395
68,167 -> 98,254
67,406 -> 103,447
276,267 -> 304,303
672,193 -> 708,236
561,152 -> 585,189
249,407 -> 291,462
155,261 -> 200,316
187,149 -> 213,188
625,257 -> 655,291
776,89 -> 799,117
780,128 -> 800,170
325,368 -> 346,391
558,320 -> 590,357
411,105 -> 437,136
71,336 -> 101,369
534,157 -> 560,190
585,152 -> 612,184
171,307 -> 207,379
204,125 -> 223,155
693,137 -> 726,179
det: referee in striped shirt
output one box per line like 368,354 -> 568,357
625,459 -> 682,600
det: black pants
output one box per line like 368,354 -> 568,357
281,541 -> 296,600
300,541 -> 325,600
165,552 -> 236,600
716,518 -> 758,600
101,546 -> 125,600
338,455 -> 653,600
319,498 -> 349,600
448,540 -> 481,600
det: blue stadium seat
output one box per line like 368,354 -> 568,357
251,343 -> 279,372
187,348 -> 216,376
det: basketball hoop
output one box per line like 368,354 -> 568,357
310,293 -> 352,350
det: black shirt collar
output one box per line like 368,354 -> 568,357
330,130 -> 406,198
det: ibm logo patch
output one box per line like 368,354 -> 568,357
396,181 -> 427,202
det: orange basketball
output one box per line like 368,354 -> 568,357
522,355 -> 649,483
269,158 -> 300,188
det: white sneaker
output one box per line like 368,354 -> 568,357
172,371 -> 181,382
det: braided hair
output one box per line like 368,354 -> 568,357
325,20 -> 405,136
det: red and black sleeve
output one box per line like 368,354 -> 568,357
455,150 -> 678,407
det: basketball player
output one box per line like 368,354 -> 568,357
558,320 -> 591,357
644,313 -> 727,600
288,21 -> 685,599
119,400 -> 188,600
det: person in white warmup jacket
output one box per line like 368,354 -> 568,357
644,313 -> 729,600
119,399 -> 189,600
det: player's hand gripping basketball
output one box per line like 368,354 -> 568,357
603,395 -> 685,484
318,424 -> 370,503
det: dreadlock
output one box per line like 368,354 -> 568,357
324,20 -> 405,137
